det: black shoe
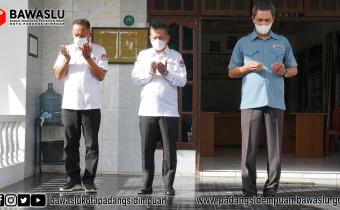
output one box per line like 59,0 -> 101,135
242,191 -> 257,197
165,186 -> 175,196
84,182 -> 97,193
59,182 -> 82,192
137,187 -> 153,195
263,189 -> 278,197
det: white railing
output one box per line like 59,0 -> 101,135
0,115 -> 25,168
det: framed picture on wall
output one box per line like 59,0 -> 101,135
210,41 -> 220,55
28,33 -> 38,58
92,27 -> 148,63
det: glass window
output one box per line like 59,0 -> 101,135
155,0 -> 165,10
272,0 -> 284,8
308,0 -> 319,11
184,0 -> 194,11
234,0 -> 246,10
220,0 -> 231,10
183,26 -> 193,51
168,0 -> 181,10
182,84 -> 193,112
168,23 -> 179,51
323,0 -> 336,11
182,54 -> 193,81
205,0 -> 217,10
181,116 -> 192,142
286,0 -> 298,8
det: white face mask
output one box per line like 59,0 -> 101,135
74,37 -> 88,48
255,23 -> 272,35
151,38 -> 167,51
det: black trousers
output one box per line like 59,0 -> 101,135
63,109 -> 101,184
139,116 -> 178,188
241,107 -> 284,194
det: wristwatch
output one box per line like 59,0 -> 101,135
283,69 -> 288,77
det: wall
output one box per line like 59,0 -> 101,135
0,1 -> 27,115
24,0 -> 44,178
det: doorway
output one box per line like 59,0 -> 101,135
199,18 -> 340,176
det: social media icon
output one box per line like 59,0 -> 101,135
18,194 -> 30,207
0,194 -> 4,206
31,194 -> 46,207
5,194 -> 17,207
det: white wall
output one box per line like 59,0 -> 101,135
0,0 -> 28,115
24,0 -> 44,177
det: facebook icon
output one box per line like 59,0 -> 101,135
0,194 -> 4,206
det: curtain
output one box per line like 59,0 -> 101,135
323,32 -> 338,129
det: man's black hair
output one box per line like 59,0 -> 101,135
150,22 -> 168,34
252,0 -> 276,18
72,19 -> 91,29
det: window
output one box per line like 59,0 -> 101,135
304,0 -> 340,16
201,0 -> 251,16
253,0 -> 303,18
149,0 -> 197,16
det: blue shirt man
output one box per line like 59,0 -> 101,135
228,0 -> 298,197
228,31 -> 298,110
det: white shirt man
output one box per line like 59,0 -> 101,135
131,46 -> 187,116
53,43 -> 108,109
131,22 -> 186,196
54,19 -> 108,193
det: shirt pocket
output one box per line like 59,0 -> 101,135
167,60 -> 178,72
243,49 -> 260,64
271,48 -> 285,63
90,54 -> 99,63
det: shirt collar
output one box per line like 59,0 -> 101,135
250,30 -> 278,41
152,46 -> 170,56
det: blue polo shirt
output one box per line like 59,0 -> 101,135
228,31 -> 298,110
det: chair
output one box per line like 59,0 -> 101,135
324,107 -> 340,156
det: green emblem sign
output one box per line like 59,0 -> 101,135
124,15 -> 134,26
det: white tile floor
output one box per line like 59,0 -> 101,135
200,147 -> 340,182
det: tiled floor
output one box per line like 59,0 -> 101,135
1,173 -> 340,209
2,148 -> 340,209
201,147 -> 340,181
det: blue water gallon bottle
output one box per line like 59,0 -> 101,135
39,83 -> 62,124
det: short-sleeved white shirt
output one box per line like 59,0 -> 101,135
53,43 -> 109,110
131,47 -> 187,117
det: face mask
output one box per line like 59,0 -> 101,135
151,38 -> 167,51
255,23 -> 272,35
74,37 -> 88,48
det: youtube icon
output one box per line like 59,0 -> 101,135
30,194 -> 46,207
0,9 -> 6,26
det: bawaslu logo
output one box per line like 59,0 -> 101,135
8,9 -> 64,26
0,9 -> 6,26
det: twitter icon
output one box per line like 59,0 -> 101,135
17,194 -> 30,207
